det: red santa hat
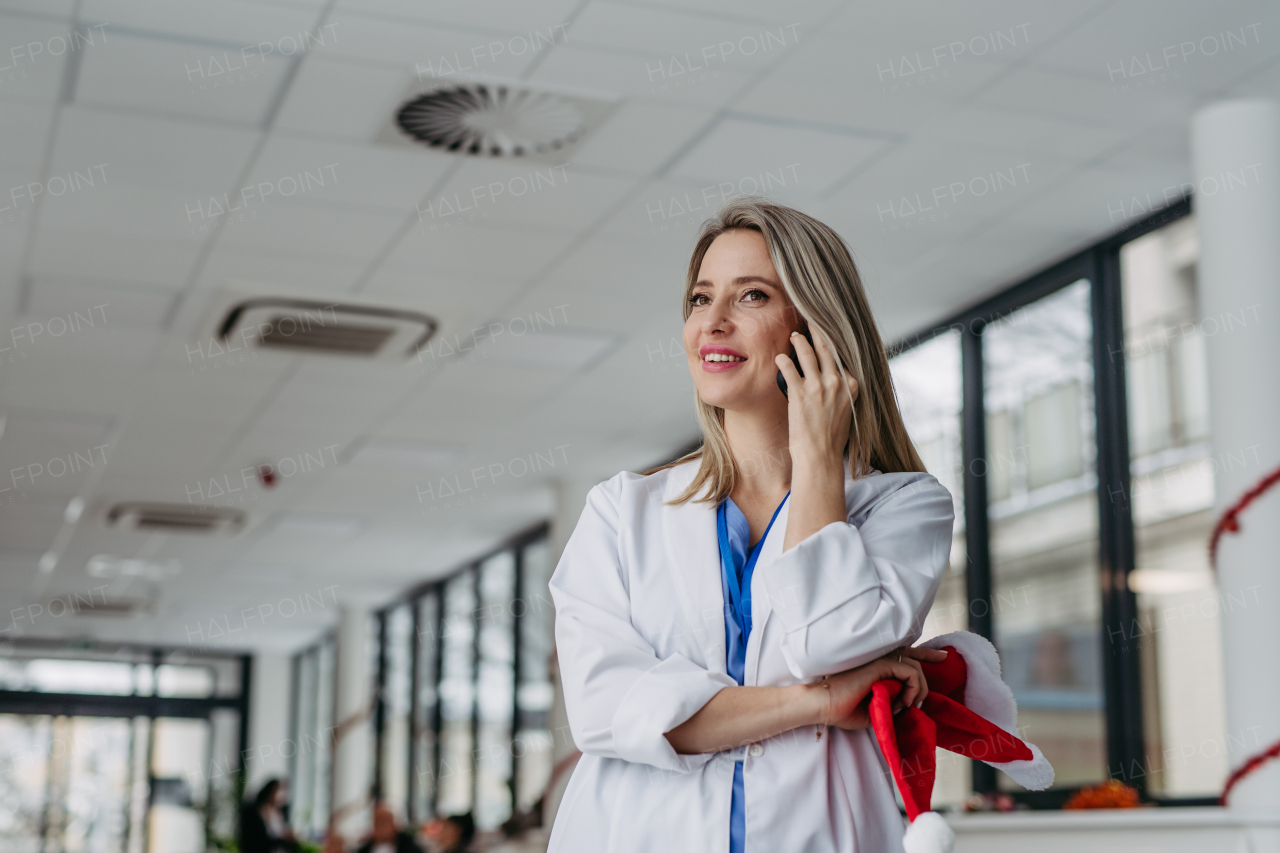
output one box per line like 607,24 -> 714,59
869,631 -> 1055,853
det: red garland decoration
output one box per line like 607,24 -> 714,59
1208,463 -> 1280,571
1208,462 -> 1280,805
1221,740 -> 1280,806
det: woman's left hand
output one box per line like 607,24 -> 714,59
881,646 -> 949,711
774,329 -> 858,465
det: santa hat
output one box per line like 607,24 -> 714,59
870,631 -> 1055,853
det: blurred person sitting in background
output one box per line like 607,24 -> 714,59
355,802 -> 425,853
240,778 -> 300,853
421,812 -> 475,853
322,820 -> 347,853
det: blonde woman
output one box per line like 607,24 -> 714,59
548,199 -> 955,852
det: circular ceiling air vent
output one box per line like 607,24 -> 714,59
396,84 -> 587,157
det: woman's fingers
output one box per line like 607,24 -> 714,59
880,657 -> 928,712
902,646 -> 948,664
774,349 -> 802,386
810,327 -> 838,377
790,330 -> 820,380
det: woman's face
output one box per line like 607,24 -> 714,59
683,229 -> 803,414
272,783 -> 289,808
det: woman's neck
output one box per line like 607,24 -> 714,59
723,405 -> 791,501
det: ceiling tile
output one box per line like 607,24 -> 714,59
197,244 -> 366,294
216,198 -> 406,262
423,160 -> 634,233
381,218 -> 576,279
274,57 -> 414,141
74,31 -> 293,126
334,0 -> 581,34
247,134 -> 456,213
1029,0 -> 1280,94
570,98 -> 707,176
48,106 -> 261,192
81,0 -> 323,46
38,180 -> 217,244
530,43 -> 755,107
27,277 -> 172,329
324,12 -> 539,75
28,229 -> 203,288
0,14 -> 73,105
972,64 -> 1197,128
568,1 -> 799,72
667,115 -> 889,197
0,101 -> 56,174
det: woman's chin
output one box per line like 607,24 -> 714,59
697,386 -> 778,413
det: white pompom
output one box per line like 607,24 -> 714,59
902,811 -> 955,853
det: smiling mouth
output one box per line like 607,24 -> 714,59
703,353 -> 746,363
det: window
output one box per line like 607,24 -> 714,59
379,605 -> 414,817
889,329 -> 969,807
289,637 -> 335,840
893,197 -> 1217,805
0,646 -> 248,852
339,525 -> 552,833
1120,215 -> 1227,798
983,280 -> 1106,790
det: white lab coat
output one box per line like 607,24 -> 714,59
547,458 -> 955,853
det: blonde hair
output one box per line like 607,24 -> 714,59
644,197 -> 924,504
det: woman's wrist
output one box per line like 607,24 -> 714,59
790,681 -> 832,728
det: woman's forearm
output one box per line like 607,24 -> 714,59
664,682 -> 828,755
783,450 -> 847,552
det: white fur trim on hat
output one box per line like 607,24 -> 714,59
903,811 -> 954,853
920,631 -> 1054,791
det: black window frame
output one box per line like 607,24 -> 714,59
890,195 -> 1201,807
366,514 -> 555,819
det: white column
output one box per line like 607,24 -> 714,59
1191,99 -> 1280,817
543,475 -> 602,827
330,604 -> 373,840
245,653 -> 292,794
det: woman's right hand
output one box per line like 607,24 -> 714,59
816,647 -> 947,730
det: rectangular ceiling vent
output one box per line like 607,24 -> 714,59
105,502 -> 246,534
216,298 -> 437,360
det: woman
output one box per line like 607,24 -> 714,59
547,198 -> 955,852
240,778 -> 300,853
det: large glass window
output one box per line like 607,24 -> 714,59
476,553 -> 516,831
515,540 -> 556,813
983,279 -> 1106,790
380,605 -> 414,818
337,527 -> 552,834
889,329 -> 969,806
413,592 -> 440,823
0,647 -> 246,852
437,569 -> 477,816
290,637 -> 335,841
1120,214 -> 1227,798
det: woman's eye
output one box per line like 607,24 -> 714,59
688,293 -> 710,306
743,289 -> 767,302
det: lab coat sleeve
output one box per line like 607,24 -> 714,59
549,477 -> 736,774
759,474 -> 955,679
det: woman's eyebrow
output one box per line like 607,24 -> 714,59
693,276 -> 782,289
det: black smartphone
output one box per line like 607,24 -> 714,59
776,327 -> 814,399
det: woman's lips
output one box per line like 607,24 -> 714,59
701,358 -> 746,372
700,352 -> 748,371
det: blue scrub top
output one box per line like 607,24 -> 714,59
717,492 -> 789,853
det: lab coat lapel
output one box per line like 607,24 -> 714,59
748,463 -> 855,683
747,496 -> 788,683
661,463 -> 728,675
